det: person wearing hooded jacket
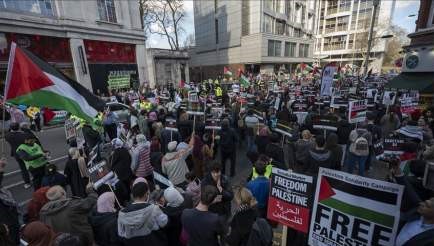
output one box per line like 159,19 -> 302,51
39,185 -> 97,246
89,192 -> 121,246
161,187 -> 185,246
303,135 -> 335,176
110,138 -> 135,191
161,136 -> 194,188
117,181 -> 168,246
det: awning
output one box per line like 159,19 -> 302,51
386,72 -> 434,93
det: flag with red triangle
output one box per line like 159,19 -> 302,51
4,42 -> 104,122
223,66 -> 232,76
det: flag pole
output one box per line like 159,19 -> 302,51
2,42 -> 16,157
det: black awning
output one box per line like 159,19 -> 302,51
386,72 -> 434,93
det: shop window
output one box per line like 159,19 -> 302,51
97,0 -> 117,23
0,0 -> 55,16
84,40 -> 136,63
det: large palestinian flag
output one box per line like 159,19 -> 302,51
4,42 -> 104,122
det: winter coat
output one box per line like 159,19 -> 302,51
219,126 -> 238,153
162,205 -> 185,246
39,193 -> 97,245
5,130 -> 26,157
64,158 -> 88,198
294,139 -> 315,164
226,208 -> 258,246
380,114 -> 400,137
82,125 -> 100,149
255,135 -> 269,154
161,147 -> 192,186
327,145 -> 343,170
117,202 -> 168,246
26,187 -> 50,223
89,209 -> 121,246
304,148 -> 334,176
265,143 -> 286,170
201,173 -> 234,216
41,172 -> 67,188
337,119 -> 352,145
0,189 -> 20,244
111,148 -> 135,183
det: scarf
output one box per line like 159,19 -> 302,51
97,192 -> 116,213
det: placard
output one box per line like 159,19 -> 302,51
383,137 -> 405,155
165,118 -> 178,131
88,160 -> 113,189
268,168 -> 314,233
187,92 -> 204,115
64,119 -> 77,141
308,168 -> 403,246
320,65 -> 337,97
382,91 -> 396,106
313,115 -> 338,131
348,100 -> 367,124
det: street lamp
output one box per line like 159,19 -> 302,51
363,0 -> 380,76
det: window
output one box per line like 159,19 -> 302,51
339,0 -> 352,12
294,28 -> 302,37
265,0 -> 273,11
268,40 -> 281,56
97,0 -> 117,23
263,14 -> 273,33
348,34 -> 355,49
276,20 -> 285,35
215,19 -> 219,44
284,42 -> 296,57
299,44 -> 309,57
0,0 -> 55,16
336,16 -> 349,31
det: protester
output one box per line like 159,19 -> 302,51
265,132 -> 286,169
346,127 -> 372,176
117,181 -> 168,245
89,192 -> 121,246
130,134 -> 153,183
201,162 -> 234,220
111,138 -> 135,191
303,135 -> 334,176
181,185 -> 224,246
325,132 -> 343,170
16,136 -> 49,190
226,187 -> 258,246
161,136 -> 194,188
219,119 -> 238,177
0,188 -> 19,245
380,107 -> 401,137
294,130 -> 315,168
41,163 -> 67,188
247,161 -> 270,218
39,185 -> 97,245
5,122 -> 31,188
64,148 -> 88,198
26,186 -> 50,223
0,223 -> 15,246
162,186 -> 185,246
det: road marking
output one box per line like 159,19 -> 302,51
3,155 -> 68,177
19,198 -> 32,207
4,169 -> 65,190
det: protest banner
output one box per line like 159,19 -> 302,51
382,91 -> 396,106
320,64 -> 337,97
308,168 -> 403,246
108,73 -> 130,89
373,140 -> 384,159
330,96 -> 348,108
383,136 -> 405,155
187,91 -> 204,115
64,119 -> 77,141
399,91 -> 419,115
268,168 -> 314,233
313,115 -> 338,131
75,126 -> 85,149
88,159 -> 114,189
348,100 -> 367,124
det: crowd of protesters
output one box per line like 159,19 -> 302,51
0,77 -> 433,246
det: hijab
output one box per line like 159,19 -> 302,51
97,192 -> 116,213
22,221 -> 56,246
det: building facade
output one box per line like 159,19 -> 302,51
146,48 -> 190,89
190,0 -> 316,81
0,0 -> 147,94
314,0 -> 395,73
388,0 -> 434,98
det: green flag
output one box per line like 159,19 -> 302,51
240,74 -> 250,87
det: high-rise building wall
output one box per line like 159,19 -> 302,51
190,0 -> 317,80
314,0 -> 395,72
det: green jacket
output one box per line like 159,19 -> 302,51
16,143 -> 47,169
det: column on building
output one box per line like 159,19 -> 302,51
136,43 -> 148,86
69,38 -> 92,91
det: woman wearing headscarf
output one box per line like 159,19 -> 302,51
21,221 -> 56,246
26,186 -> 50,223
89,192 -> 121,246
226,187 -> 258,246
110,138 -> 135,192
162,186 -> 185,246
64,148 -> 88,198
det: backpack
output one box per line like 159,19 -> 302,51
246,218 -> 273,246
349,129 -> 369,156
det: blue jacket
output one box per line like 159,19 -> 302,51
247,176 -> 269,209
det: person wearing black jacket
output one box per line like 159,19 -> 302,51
265,133 -> 286,170
0,188 -> 19,245
219,119 -> 238,177
201,162 -> 234,218
89,192 -> 121,246
5,122 -> 31,188
304,135 -> 334,176
391,165 -> 434,246
110,139 -> 135,192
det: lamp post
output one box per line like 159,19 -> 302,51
363,0 -> 380,76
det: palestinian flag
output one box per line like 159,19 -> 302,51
4,42 -> 104,123
317,175 -> 398,229
223,66 -> 232,77
239,74 -> 250,87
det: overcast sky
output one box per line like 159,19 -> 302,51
147,0 -> 420,49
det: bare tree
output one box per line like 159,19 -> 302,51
383,25 -> 409,66
141,0 -> 186,50
182,32 -> 195,49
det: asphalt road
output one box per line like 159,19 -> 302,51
1,126 -> 69,204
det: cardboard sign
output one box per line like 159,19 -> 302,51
400,92 -> 419,115
187,92 -> 204,115
268,168 -> 314,233
373,140 -> 384,159
88,160 -> 113,189
313,115 -> 338,131
64,119 -> 77,141
308,168 -> 403,246
348,100 -> 367,124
